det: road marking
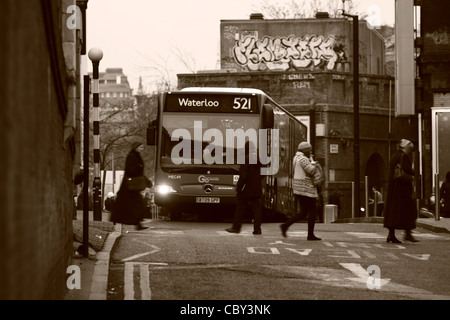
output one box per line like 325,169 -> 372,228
124,262 -> 152,300
340,263 -> 391,288
284,231 -> 308,237
122,239 -> 161,262
268,240 -> 295,246
217,231 -> 252,236
140,264 -> 151,300
124,262 -> 134,300
402,253 -> 430,260
327,250 -> 361,259
285,248 -> 312,256
346,232 -> 385,239
247,247 -> 280,254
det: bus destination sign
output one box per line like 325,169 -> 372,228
164,93 -> 258,113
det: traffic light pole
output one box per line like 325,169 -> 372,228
343,13 -> 360,217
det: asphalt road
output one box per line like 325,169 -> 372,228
107,220 -> 450,302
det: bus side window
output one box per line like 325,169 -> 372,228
147,120 -> 157,146
261,104 -> 274,129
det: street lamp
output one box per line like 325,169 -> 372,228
88,47 -> 103,221
341,10 -> 360,217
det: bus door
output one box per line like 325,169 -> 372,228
432,107 -> 450,205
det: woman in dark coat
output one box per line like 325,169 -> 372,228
384,139 -> 418,243
112,142 -> 151,229
440,171 -> 450,218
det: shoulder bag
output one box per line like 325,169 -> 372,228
126,176 -> 147,191
312,162 -> 325,187
394,154 -> 406,179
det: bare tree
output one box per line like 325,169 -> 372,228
255,0 -> 361,19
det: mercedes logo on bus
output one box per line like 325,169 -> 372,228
203,184 -> 213,194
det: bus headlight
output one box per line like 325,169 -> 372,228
155,185 -> 178,195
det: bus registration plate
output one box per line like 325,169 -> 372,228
196,197 -> 220,203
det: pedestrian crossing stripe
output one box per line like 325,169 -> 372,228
345,232 -> 385,239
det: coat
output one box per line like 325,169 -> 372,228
440,180 -> 450,216
111,150 -> 150,225
292,151 -> 318,198
236,155 -> 262,199
383,151 -> 416,230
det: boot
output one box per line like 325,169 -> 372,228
387,228 -> 401,243
280,223 -> 288,238
404,229 -> 419,242
307,221 -> 321,241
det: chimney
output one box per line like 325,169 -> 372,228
315,12 -> 330,19
250,13 -> 264,20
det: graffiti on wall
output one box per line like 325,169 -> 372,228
233,35 -> 347,71
425,27 -> 449,45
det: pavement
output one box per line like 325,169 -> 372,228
63,210 -> 450,300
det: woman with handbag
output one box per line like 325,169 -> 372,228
280,141 -> 321,240
112,142 -> 152,229
384,139 -> 418,243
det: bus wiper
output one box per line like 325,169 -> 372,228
166,165 -> 239,174
168,166 -> 206,173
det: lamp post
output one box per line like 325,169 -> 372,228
82,75 -> 90,258
88,47 -> 103,221
309,98 -> 316,154
342,12 -> 360,217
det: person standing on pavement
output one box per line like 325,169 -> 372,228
111,142 -> 152,229
372,186 -> 384,217
226,141 -> 263,235
440,171 -> 450,218
384,139 -> 418,243
280,141 -> 321,240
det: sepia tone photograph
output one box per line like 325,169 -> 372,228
1,0 -> 449,312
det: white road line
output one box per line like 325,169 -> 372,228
124,262 -> 134,300
140,264 -> 151,300
124,262 -> 153,300
121,243 -> 160,262
346,232 -> 385,239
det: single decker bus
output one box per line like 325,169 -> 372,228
147,87 -> 307,221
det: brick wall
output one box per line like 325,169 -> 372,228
0,0 -> 75,299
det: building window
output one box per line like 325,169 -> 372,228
106,92 -> 110,98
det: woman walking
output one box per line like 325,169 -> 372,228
280,142 -> 321,240
112,142 -> 152,229
384,139 -> 418,243
440,171 -> 450,218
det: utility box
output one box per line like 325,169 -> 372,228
324,204 -> 338,223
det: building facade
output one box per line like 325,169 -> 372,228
178,13 -> 418,218
0,0 -> 87,299
416,0 -> 450,207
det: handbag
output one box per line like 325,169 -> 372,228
393,154 -> 413,182
126,176 -> 147,191
394,154 -> 406,179
312,162 -> 325,187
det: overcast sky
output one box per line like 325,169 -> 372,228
86,0 -> 395,93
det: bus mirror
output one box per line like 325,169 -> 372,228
261,104 -> 274,129
147,126 -> 156,146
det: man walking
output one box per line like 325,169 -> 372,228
226,141 -> 263,235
